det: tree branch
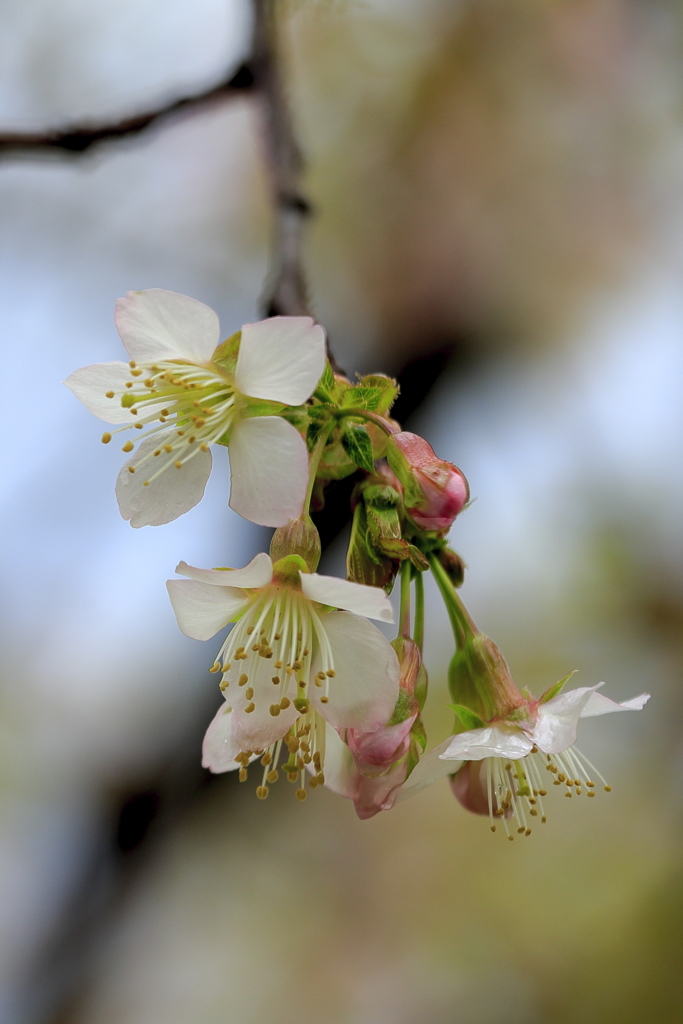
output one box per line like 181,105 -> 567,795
0,63 -> 255,158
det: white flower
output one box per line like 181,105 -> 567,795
167,553 -> 399,800
440,684 -> 650,838
65,289 -> 326,527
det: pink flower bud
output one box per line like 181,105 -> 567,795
386,432 -> 469,532
448,761 -> 491,816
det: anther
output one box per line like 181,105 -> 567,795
245,688 -> 254,700
296,789 -> 307,801
320,696 -> 329,704
280,697 -> 291,709
239,768 -> 248,782
174,461 -> 183,469
128,361 -> 136,369
128,466 -> 135,474
245,702 -> 255,713
105,391 -> 115,399
261,752 -> 272,766
247,626 -> 254,635
163,445 -> 172,453
256,786 -> 269,800
604,785 -> 612,792
101,433 -> 112,444
272,676 -> 280,685
267,769 -> 279,783
326,670 -> 335,678
269,705 -> 281,717
238,674 -> 248,686
209,662 -> 221,673
122,441 -> 134,453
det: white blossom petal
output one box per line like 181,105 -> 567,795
395,738 -> 459,803
231,699 -> 297,753
115,289 -> 220,364
440,725 -> 534,761
235,317 -> 326,405
300,573 -> 394,623
315,724 -> 359,800
175,553 -> 273,589
116,434 -> 212,527
580,690 -> 651,718
309,612 -> 399,731
531,686 -> 601,754
166,579 -> 249,640
202,704 -> 242,772
64,362 -> 137,423
228,416 -> 308,527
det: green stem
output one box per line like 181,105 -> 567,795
427,552 -> 478,650
413,570 -> 425,653
337,409 -> 399,435
399,559 -> 412,638
303,422 -> 334,513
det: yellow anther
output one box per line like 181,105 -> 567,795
247,626 -> 254,635
209,662 -> 221,673
269,705 -> 280,717
130,368 -> 143,377
320,696 -> 329,704
517,826 -> 525,834
174,461 -> 182,469
287,772 -> 298,782
135,422 -> 143,429
222,663 -> 231,672
128,466 -> 135,474
105,391 -> 115,399
272,676 -> 280,685
587,791 -> 596,798
219,679 -> 229,691
125,381 -> 133,389
525,828 -> 532,836
280,697 -> 291,710
101,433 -> 112,444
296,789 -> 307,801
238,674 -> 248,686
245,687 -> 254,700
267,769 -> 279,783
200,444 -> 209,452
326,670 -> 335,678
604,785 -> 612,792
128,361 -> 136,369
239,768 -> 248,782
256,786 -> 269,800
261,752 -> 272,766
245,702 -> 255,713
530,808 -> 538,816
163,445 -> 172,453
122,441 -> 134,453
309,776 -> 318,789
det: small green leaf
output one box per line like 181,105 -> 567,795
211,331 -> 241,375
448,704 -> 486,730
341,386 -> 385,412
319,362 -> 335,395
357,374 -> 399,413
539,669 -> 578,704
341,424 -> 375,473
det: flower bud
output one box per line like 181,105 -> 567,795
448,761 -> 490,816
347,637 -> 422,778
270,515 -> 321,572
386,432 -> 469,532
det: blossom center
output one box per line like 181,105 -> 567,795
484,745 -> 611,840
101,359 -> 236,484
211,586 -> 335,800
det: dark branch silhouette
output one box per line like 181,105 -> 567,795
0,63 -> 255,158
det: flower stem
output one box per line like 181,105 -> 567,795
399,559 -> 412,638
413,570 -> 425,653
303,422 -> 334,513
336,409 -> 399,435
427,552 -> 478,650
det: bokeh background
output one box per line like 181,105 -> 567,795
1,1 -> 682,1022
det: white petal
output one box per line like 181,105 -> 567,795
116,434 -> 212,527
235,317 -> 326,405
228,416 -> 308,527
440,725 -> 534,761
580,690 -> 651,718
166,580 -> 249,641
316,724 -> 360,800
115,289 -> 220,364
231,703 -> 297,753
202,704 -> 242,772
309,611 -> 399,731
300,573 -> 393,623
175,553 -> 273,589
531,686 -> 601,754
395,738 -> 459,804
64,362 -> 136,423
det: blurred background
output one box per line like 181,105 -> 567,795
1,0 -> 682,1021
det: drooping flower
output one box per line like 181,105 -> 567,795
167,552 -> 400,800
441,682 -> 650,838
65,289 -> 326,527
386,431 -> 469,532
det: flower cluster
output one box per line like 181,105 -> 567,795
67,289 -> 649,828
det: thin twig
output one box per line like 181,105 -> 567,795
0,63 -> 255,158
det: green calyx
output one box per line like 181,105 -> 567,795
271,554 -> 309,587
270,516 -> 321,572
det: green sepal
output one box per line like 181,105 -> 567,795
211,331 -> 241,376
316,362 -> 335,399
388,688 -> 418,726
341,424 -> 375,473
346,502 -> 398,589
241,398 -> 288,419
449,704 -> 487,731
539,669 -> 577,704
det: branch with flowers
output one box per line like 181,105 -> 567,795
62,0 -> 649,839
